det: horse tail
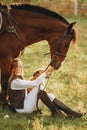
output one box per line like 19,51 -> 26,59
72,27 -> 78,46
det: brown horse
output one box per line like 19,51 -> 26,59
0,3 -> 77,110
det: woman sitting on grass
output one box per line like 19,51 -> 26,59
8,58 -> 85,118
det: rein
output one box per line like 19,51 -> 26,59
43,63 -> 52,89
36,63 -> 51,113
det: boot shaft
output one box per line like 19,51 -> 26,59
38,90 -> 57,114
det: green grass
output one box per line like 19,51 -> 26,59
0,15 -> 87,130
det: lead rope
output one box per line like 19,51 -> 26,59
36,63 -> 51,113
43,74 -> 51,91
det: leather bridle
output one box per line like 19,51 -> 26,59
54,29 -> 72,58
50,29 -> 72,69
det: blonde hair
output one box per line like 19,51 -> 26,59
10,58 -> 22,75
8,58 -> 23,87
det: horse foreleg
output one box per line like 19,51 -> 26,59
1,79 -> 8,110
0,68 -> 2,106
1,78 -> 16,112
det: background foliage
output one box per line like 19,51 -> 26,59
0,0 -> 87,15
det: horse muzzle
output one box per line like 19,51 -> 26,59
50,55 -> 62,69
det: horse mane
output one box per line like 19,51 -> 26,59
10,4 -> 69,25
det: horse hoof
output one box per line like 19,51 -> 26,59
2,104 -> 16,113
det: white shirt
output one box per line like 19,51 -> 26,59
11,73 -> 46,90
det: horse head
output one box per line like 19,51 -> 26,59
50,22 -> 77,69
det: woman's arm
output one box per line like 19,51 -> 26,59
11,72 -> 46,90
11,66 -> 55,90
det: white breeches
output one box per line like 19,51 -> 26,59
15,87 -> 55,113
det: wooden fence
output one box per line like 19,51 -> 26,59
44,0 -> 87,16
0,0 -> 87,16
30,0 -> 87,16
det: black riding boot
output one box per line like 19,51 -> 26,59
38,90 -> 65,117
38,90 -> 57,115
53,98 -> 85,118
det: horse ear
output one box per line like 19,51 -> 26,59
67,22 -> 76,32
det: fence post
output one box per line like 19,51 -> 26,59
74,0 -> 78,16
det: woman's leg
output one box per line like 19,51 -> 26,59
47,93 -> 66,117
38,90 -> 57,114
36,90 -> 85,118
53,98 -> 85,118
19,87 -> 39,113
16,87 -> 43,113
38,90 -> 66,117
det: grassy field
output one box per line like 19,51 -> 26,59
0,15 -> 87,130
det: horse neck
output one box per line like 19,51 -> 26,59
10,9 -> 68,47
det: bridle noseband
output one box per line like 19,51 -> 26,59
55,51 -> 66,58
50,29 -> 72,69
